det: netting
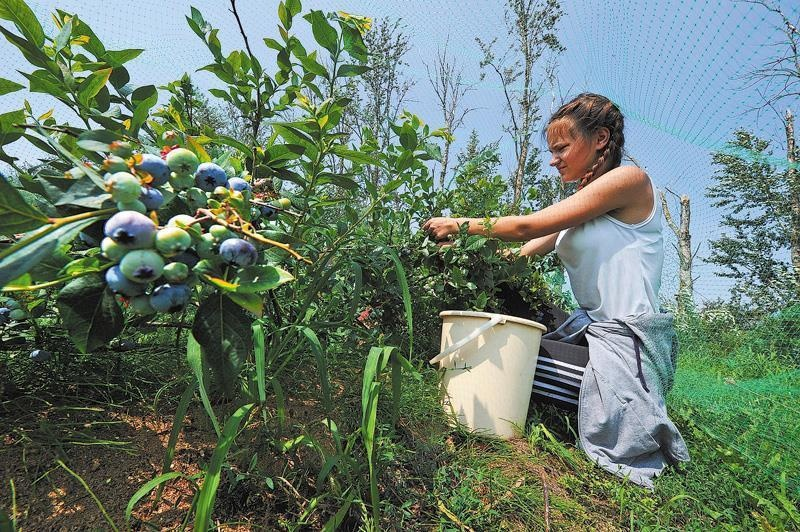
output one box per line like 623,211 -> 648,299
1,0 -> 798,501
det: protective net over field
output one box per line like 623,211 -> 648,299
1,0 -> 798,498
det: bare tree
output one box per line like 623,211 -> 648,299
661,189 -> 700,314
476,0 -> 564,211
350,17 -> 415,188
424,35 -> 479,190
785,108 -> 800,291
738,0 -> 800,113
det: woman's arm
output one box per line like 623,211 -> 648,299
520,233 -> 559,257
423,166 -> 650,241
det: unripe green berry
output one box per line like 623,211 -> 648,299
116,199 -> 147,214
209,224 -> 233,241
155,227 -> 192,257
196,233 -> 218,259
106,172 -> 142,203
130,295 -> 156,315
101,237 -> 127,262
163,262 -> 189,282
120,250 -> 164,283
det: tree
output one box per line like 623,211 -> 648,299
424,35 -> 478,190
476,0 -> 564,210
705,123 -> 800,317
661,189 -> 698,314
348,17 -> 415,188
446,129 -> 508,217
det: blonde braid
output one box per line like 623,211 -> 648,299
577,105 -> 624,191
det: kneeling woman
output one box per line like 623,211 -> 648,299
423,93 -> 689,489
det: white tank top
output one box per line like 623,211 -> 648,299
555,178 -> 663,322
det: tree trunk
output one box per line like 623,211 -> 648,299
513,141 -> 529,209
439,139 -> 451,190
785,109 -> 800,298
660,190 -> 694,314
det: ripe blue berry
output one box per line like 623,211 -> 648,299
135,154 -> 171,186
227,177 -> 251,192
150,283 -> 191,313
104,211 -> 157,249
139,187 -> 164,211
260,205 -> 276,219
0,307 -> 10,325
194,162 -> 228,192
219,238 -> 258,267
106,265 -> 146,297
120,250 -> 165,283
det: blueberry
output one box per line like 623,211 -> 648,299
260,205 -> 276,219
227,177 -> 251,192
139,187 -> 164,211
166,148 -> 200,176
162,130 -> 178,144
0,307 -> 10,325
110,140 -> 133,158
104,211 -> 157,249
150,283 -> 191,313
130,295 -> 156,315
29,349 -> 52,362
105,172 -> 142,203
116,199 -> 147,214
163,262 -> 189,283
119,250 -> 165,283
169,171 -> 195,191
135,153 -> 171,186
102,155 -> 129,173
196,233 -> 219,259
155,227 -> 192,257
105,265 -> 146,297
219,238 -> 258,267
101,237 -> 127,262
194,163 -> 228,192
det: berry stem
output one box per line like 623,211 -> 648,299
0,208 -> 116,262
195,208 -> 311,264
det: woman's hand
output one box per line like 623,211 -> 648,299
422,217 -> 462,241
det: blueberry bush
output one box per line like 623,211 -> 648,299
0,0 -> 570,528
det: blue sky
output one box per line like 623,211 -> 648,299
2,0 -> 798,305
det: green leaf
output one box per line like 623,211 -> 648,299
263,37 -> 283,51
130,84 -> 157,133
399,124 -> 418,150
286,0 -> 302,17
0,77 -> 23,96
192,295 -> 253,398
225,291 -> 263,317
103,48 -> 143,67
0,26 -> 52,71
304,10 -> 338,55
0,108 -> 24,147
298,326 -> 331,411
330,145 -> 381,166
76,129 -> 124,152
77,67 -> 112,106
55,273 -> 124,353
22,69 -> 68,99
193,403 -> 254,532
125,472 -> 185,526
234,265 -> 294,293
53,17 -> 72,54
0,176 -> 49,235
186,334 -> 221,437
252,323 -> 266,404
0,0 -> 45,48
336,64 -> 369,78
341,24 -> 367,62
278,2 -> 291,30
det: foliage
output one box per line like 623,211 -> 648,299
706,129 -> 800,318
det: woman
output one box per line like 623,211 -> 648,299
423,93 -> 689,489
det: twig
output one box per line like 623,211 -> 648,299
539,471 -> 551,532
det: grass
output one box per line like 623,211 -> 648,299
2,309 -> 798,530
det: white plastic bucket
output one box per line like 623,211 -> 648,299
430,311 -> 547,439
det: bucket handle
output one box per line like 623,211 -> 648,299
429,314 -> 506,365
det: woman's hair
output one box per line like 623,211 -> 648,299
546,93 -> 625,190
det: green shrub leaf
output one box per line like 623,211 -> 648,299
0,176 -> 49,235
0,77 -> 23,96
56,273 -> 124,353
0,0 -> 45,48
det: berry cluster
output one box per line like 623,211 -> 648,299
96,133 -> 290,316
0,296 -> 26,325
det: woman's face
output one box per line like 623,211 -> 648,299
546,119 -> 607,184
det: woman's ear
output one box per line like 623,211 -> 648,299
594,127 -> 610,150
